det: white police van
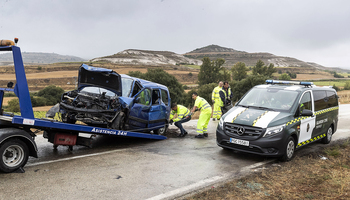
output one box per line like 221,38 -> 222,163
216,80 -> 339,161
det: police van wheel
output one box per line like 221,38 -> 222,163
322,126 -> 333,144
280,136 -> 295,162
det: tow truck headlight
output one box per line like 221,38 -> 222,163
218,118 -> 224,129
263,124 -> 285,137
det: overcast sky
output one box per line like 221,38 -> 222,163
1,0 -> 350,69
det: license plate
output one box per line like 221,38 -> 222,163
230,138 -> 249,146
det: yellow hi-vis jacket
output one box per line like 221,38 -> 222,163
195,96 -> 212,114
170,105 -> 191,122
212,86 -> 221,103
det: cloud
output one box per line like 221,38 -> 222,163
1,0 -> 350,68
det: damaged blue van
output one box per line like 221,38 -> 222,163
59,64 -> 171,134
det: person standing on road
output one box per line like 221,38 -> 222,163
191,92 -> 212,138
219,81 -> 233,115
212,81 -> 223,121
169,103 -> 192,137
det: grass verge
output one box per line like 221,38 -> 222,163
184,139 -> 350,200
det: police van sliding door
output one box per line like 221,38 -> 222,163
298,91 -> 316,143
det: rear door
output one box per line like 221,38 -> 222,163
147,88 -> 169,130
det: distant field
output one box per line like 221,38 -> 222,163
313,80 -> 349,87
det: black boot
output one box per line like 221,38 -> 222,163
195,134 -> 204,138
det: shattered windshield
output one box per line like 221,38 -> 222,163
122,77 -> 134,97
80,86 -> 117,97
238,87 -> 299,111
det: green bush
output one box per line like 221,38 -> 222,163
37,85 -> 64,105
344,81 -> 350,90
279,73 -> 291,80
128,69 -> 184,104
6,98 -> 20,112
333,84 -> 340,91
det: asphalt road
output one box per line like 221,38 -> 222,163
1,104 -> 349,200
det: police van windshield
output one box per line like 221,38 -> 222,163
238,87 -> 299,111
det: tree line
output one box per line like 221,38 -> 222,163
129,58 -> 277,107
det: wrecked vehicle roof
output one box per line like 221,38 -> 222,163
79,64 -> 168,97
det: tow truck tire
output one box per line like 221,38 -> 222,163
154,125 -> 168,135
322,126 -> 333,144
279,136 -> 295,162
0,139 -> 29,173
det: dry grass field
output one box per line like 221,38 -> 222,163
184,139 -> 350,200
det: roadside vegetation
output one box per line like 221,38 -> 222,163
4,85 -> 64,112
185,139 -> 350,200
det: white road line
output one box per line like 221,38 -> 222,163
146,160 -> 274,200
26,149 -> 126,167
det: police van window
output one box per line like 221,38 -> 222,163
326,91 -> 338,107
313,90 -> 327,111
300,92 -> 312,111
161,89 -> 169,106
136,89 -> 151,106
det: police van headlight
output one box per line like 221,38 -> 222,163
218,118 -> 224,129
263,125 -> 285,137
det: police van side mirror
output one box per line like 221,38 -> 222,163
301,109 -> 313,116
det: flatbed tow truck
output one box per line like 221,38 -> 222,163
0,39 -> 166,173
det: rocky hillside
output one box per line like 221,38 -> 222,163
184,45 -> 325,69
0,52 -> 86,65
90,49 -> 202,66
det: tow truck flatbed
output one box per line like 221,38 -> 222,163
0,40 -> 166,173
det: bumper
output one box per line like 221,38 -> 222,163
216,126 -> 289,157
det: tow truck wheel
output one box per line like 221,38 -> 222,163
0,139 -> 29,173
279,136 -> 295,162
154,125 -> 168,135
322,126 -> 333,144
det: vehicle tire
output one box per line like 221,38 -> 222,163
154,125 -> 168,135
111,112 -> 126,130
0,139 -> 29,173
322,126 -> 333,144
279,136 -> 295,162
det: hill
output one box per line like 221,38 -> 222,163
0,52 -> 86,65
184,44 -> 338,70
90,49 -> 202,66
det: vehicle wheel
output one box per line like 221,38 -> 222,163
154,125 -> 168,135
111,112 -> 126,130
322,126 -> 333,144
279,136 -> 295,162
0,139 -> 29,173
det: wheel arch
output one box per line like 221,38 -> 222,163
0,128 -> 38,158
